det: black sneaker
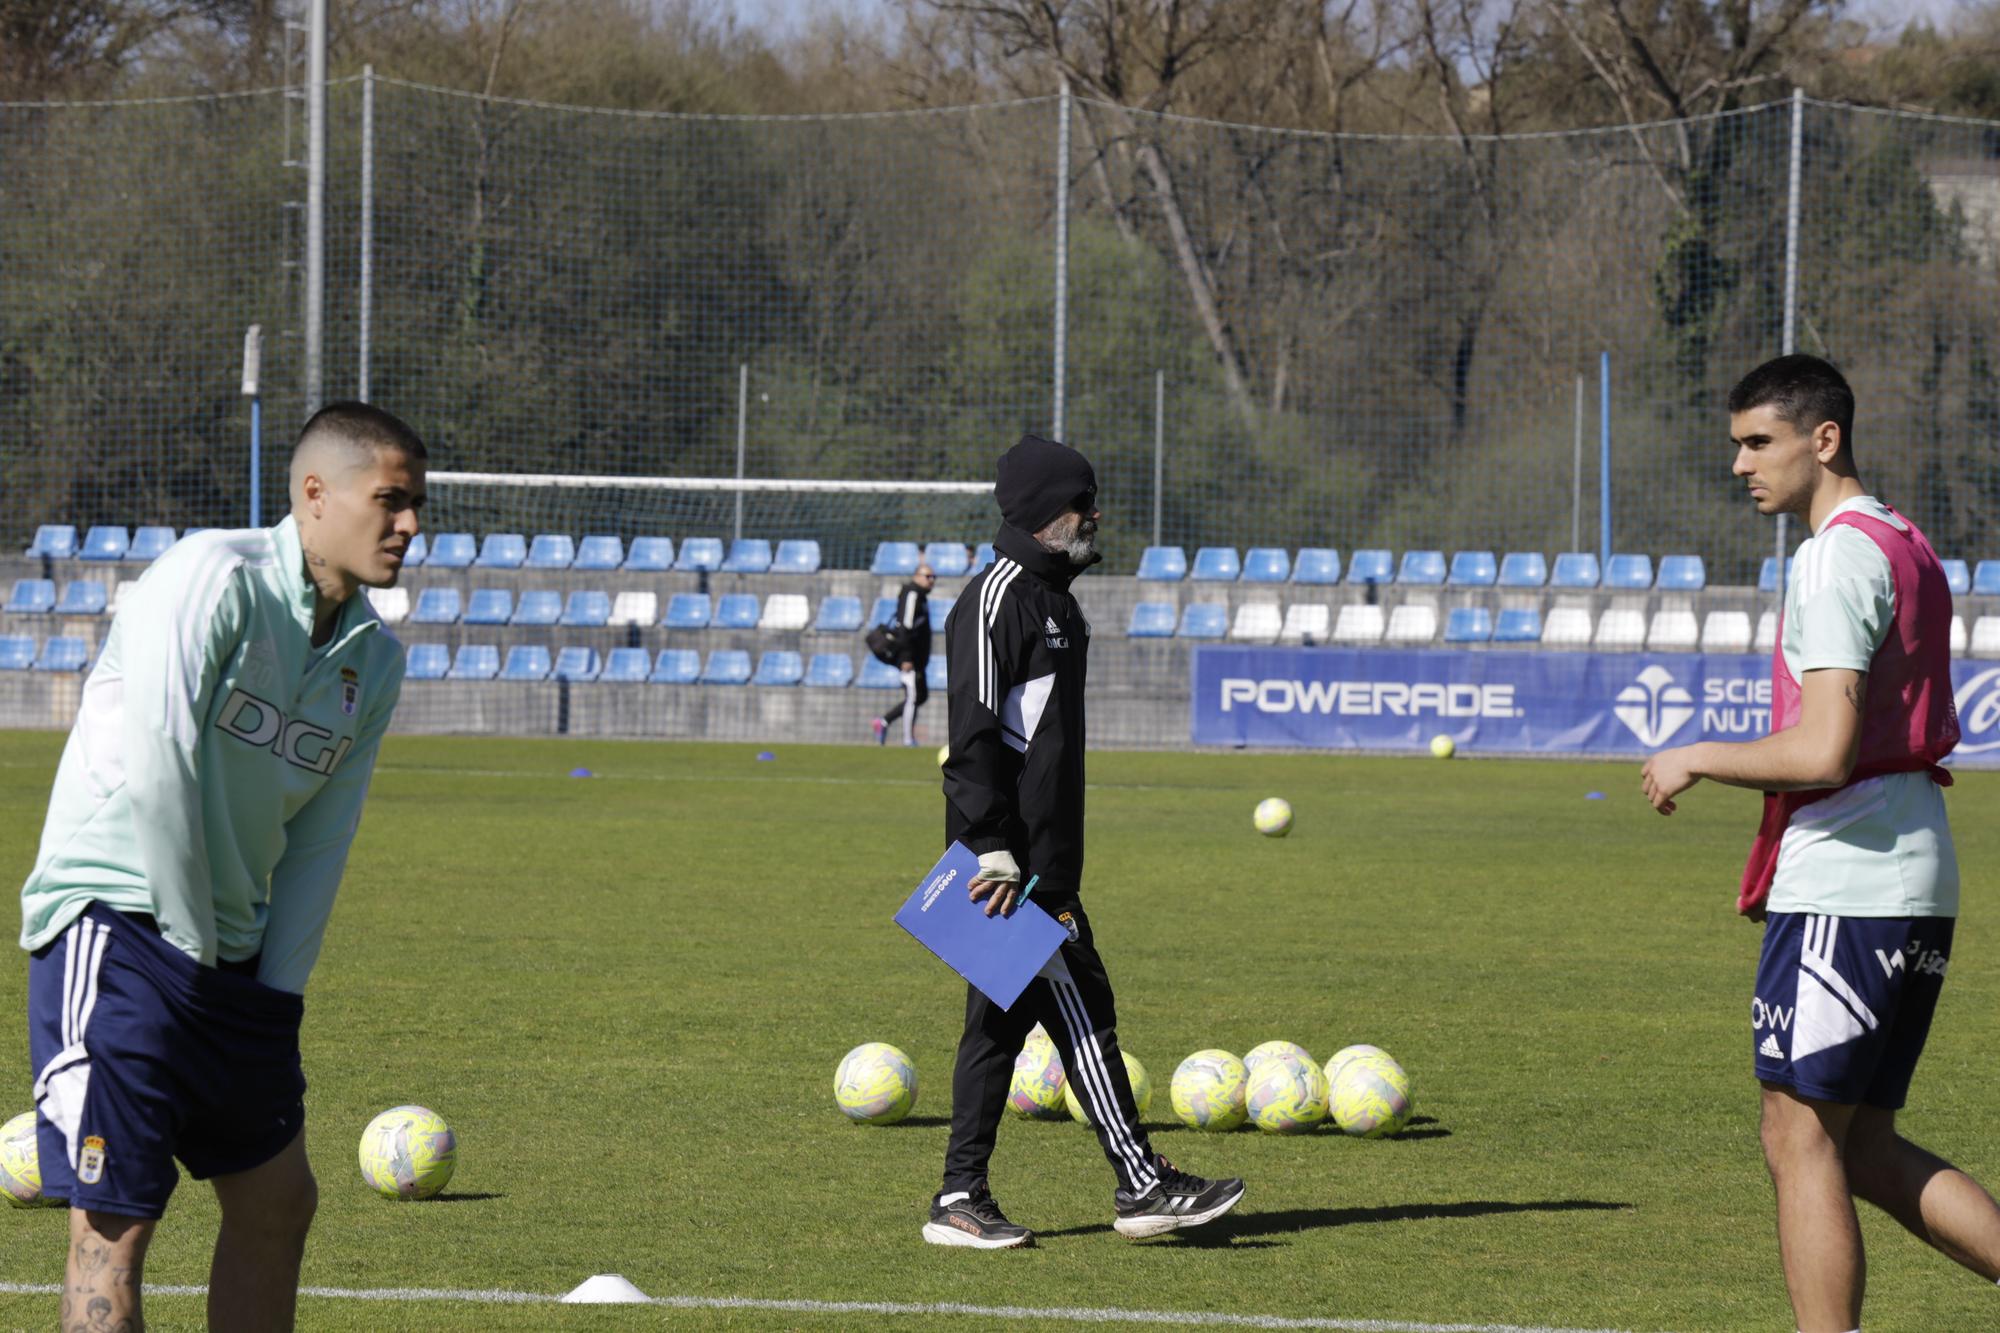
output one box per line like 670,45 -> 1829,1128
1113,1155 -> 1245,1239
921,1186 -> 1034,1249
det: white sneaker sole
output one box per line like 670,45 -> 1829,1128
1113,1182 -> 1246,1239
921,1221 -> 1033,1249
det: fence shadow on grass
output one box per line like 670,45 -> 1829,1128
1039,1198 -> 1632,1245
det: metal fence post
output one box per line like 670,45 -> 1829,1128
1775,88 -> 1805,596
1153,370 -> 1164,548
1599,352 -> 1611,567
734,363 -> 749,543
359,65 -> 374,402
304,0 -> 326,414
1051,81 -> 1071,443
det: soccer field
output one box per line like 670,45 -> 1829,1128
1,731 -> 1995,1332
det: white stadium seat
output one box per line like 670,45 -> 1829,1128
1951,615 -> 1968,656
1754,610 -> 1777,653
1700,610 -> 1752,654
1332,603 -> 1384,644
1594,607 -> 1647,649
1385,603 -> 1437,645
1646,604 -> 1699,651
1279,603 -> 1330,644
1228,602 -> 1282,642
1541,606 -> 1593,647
365,586 -> 409,624
610,590 -> 658,627
758,593 -> 810,633
1973,616 -> 2000,657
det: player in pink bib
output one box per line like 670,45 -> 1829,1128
1642,355 -> 2000,1332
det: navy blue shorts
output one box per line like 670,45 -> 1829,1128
1751,911 -> 1953,1109
28,903 -> 306,1218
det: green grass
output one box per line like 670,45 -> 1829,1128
1,732 -> 1997,1331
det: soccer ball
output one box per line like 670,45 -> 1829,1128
1243,1039 -> 1315,1076
1329,1052 -> 1415,1139
1170,1050 -> 1248,1131
1324,1043 -> 1388,1086
936,744 -> 949,767
1253,797 -> 1292,837
1430,735 -> 1456,759
1063,1050 -> 1151,1126
834,1042 -> 918,1125
1245,1053 -> 1329,1133
1007,1025 -> 1067,1120
358,1105 -> 457,1200
1,1111 -> 50,1208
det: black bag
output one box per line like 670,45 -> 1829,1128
865,622 -> 904,666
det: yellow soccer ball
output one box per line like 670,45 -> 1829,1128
1007,1025 -> 1067,1120
1252,797 -> 1292,837
358,1105 -> 457,1200
1430,735 -> 1456,759
1245,1054 -> 1329,1134
834,1042 -> 918,1125
1330,1052 -> 1415,1139
936,744 -> 950,767
1,1111 -> 49,1208
1243,1039 -> 1315,1076
1064,1050 -> 1151,1126
1169,1050 -> 1248,1131
1323,1043 -> 1388,1087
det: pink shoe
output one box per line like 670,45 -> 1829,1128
871,718 -> 888,745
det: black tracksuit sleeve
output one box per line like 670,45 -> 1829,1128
942,587 -> 1026,858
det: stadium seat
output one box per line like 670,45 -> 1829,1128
1447,551 -> 1497,587
366,587 -> 409,624
970,543 -> 996,575
1228,603 -> 1283,641
55,581 -> 107,616
428,533 -> 476,569
926,658 -> 947,692
574,535 -> 624,572
1291,548 -> 1341,585
476,534 -> 527,569
804,653 -> 854,688
600,648 -> 651,683
405,644 -> 450,680
721,539 -> 772,574
5,580 -> 55,614
0,636 -> 35,670
923,542 -> 970,577
1497,552 -> 1547,588
80,526 -> 129,562
1191,547 -> 1241,582
1137,546 -> 1188,582
1646,605 -> 1699,651
1975,561 -> 2000,597
1493,608 -> 1542,643
447,645 -> 500,681
713,594 -> 760,630
500,646 -> 552,682
1333,604 -> 1384,643
868,597 -> 897,628
1279,604 -> 1330,643
870,542 -> 921,577
753,650 -> 804,686
1242,549 -> 1290,583
624,537 -> 675,572
1701,611 -> 1753,654
1951,616 -> 1968,655
1444,606 -> 1492,643
858,657 -> 902,689
813,596 -> 864,634
33,637 -> 89,672
609,591 -> 658,627
1178,604 -> 1228,638
649,649 -> 701,684
127,527 -> 177,562
410,588 -> 462,625
1941,559 -> 1971,596
1541,606 -> 1594,647
23,525 -> 78,560
928,596 -> 955,627
662,593 -> 713,630
759,594 -> 810,632
526,535 -> 575,570
1603,554 -> 1654,590
1758,557 -> 1796,593
1385,603 -> 1437,644
1346,550 -> 1393,585
1656,555 -> 1706,592
1396,551 -> 1446,586
772,540 -> 822,575
511,591 -> 562,626
1972,617 -> 2000,657
553,647 -> 601,682
677,538 -> 725,573
1550,553 -> 1601,589
398,531 -> 428,568
1755,611 -> 1778,653
559,591 -> 612,627
1127,603 -> 1176,638
464,589 -> 514,626
1594,607 -> 1647,649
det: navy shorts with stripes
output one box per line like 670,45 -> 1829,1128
27,903 -> 307,1218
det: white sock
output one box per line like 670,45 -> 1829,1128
938,1190 -> 970,1207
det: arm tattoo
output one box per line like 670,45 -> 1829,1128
1844,678 -> 1865,712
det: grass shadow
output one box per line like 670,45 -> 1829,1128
1039,1198 -> 1632,1243
416,1192 -> 508,1203
878,1115 -> 954,1128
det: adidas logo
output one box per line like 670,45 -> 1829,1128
1045,616 -> 1061,635
1759,1033 -> 1784,1060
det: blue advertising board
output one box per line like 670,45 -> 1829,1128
1190,647 -> 2000,768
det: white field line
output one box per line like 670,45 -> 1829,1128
368,761 -> 1274,797
0,1283 -> 1649,1332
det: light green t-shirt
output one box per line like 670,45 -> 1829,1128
1767,496 -> 1958,919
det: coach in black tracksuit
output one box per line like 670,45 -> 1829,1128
921,434 -> 1244,1251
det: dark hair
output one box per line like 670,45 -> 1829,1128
1726,355 -> 1855,457
294,401 -> 427,461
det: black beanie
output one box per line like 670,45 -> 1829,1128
994,434 -> 1096,534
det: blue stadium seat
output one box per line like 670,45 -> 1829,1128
650,649 -> 701,684
858,657 -> 902,689
1941,559 -> 1971,596
1347,550 -> 1393,585
713,594 -> 760,630
476,534 -> 527,569
511,591 -> 562,626
1550,553 -> 1601,589
1242,548 -> 1290,583
721,539 -> 772,574
553,647 -> 601,682
410,588 -> 462,625
871,542 -> 921,577
80,526 -> 129,562
447,645 -> 500,681
23,525 -> 78,560
464,589 -> 514,626
924,542 -> 970,577
405,643 -> 450,680
559,591 -> 611,627
970,543 -> 996,575
1656,555 -> 1706,591
1975,560 -> 2000,597
923,657 -> 945,692
1444,607 -> 1493,643
676,538 -> 724,572
1758,556 -> 1797,593
752,651 -> 804,686
127,527 -> 177,562
500,646 -> 552,682
1447,551 -> 1497,587
701,650 -> 752,685
1178,604 -> 1228,638
526,534 -> 575,570
0,636 -> 35,671
869,597 -> 897,627
1497,552 -> 1547,588
34,637 -> 89,672
574,535 -> 624,571
6,580 -> 56,615
1191,547 -> 1241,582
1127,603 -> 1176,638
813,596 -> 863,634
599,648 -> 651,683
804,653 -> 854,688
772,540 -> 821,575
662,593 -> 712,630
400,531 -> 428,568
1291,548 -> 1342,585
56,581 -> 108,615
1137,547 -> 1187,582
1397,550 -> 1446,585
624,536 -> 675,572
1603,554 -> 1654,590
1493,608 -> 1543,643
428,533 -> 476,569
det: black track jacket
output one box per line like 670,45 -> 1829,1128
942,523 -> 1097,894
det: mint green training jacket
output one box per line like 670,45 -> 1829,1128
18,516 -> 405,994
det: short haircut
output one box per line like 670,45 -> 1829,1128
1727,355 -> 1855,456
292,401 -> 427,469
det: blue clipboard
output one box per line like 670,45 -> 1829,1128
894,841 -> 1068,1011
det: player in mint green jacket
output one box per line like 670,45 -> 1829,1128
17,402 -> 424,1332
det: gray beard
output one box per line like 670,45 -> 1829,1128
1041,527 -> 1096,566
